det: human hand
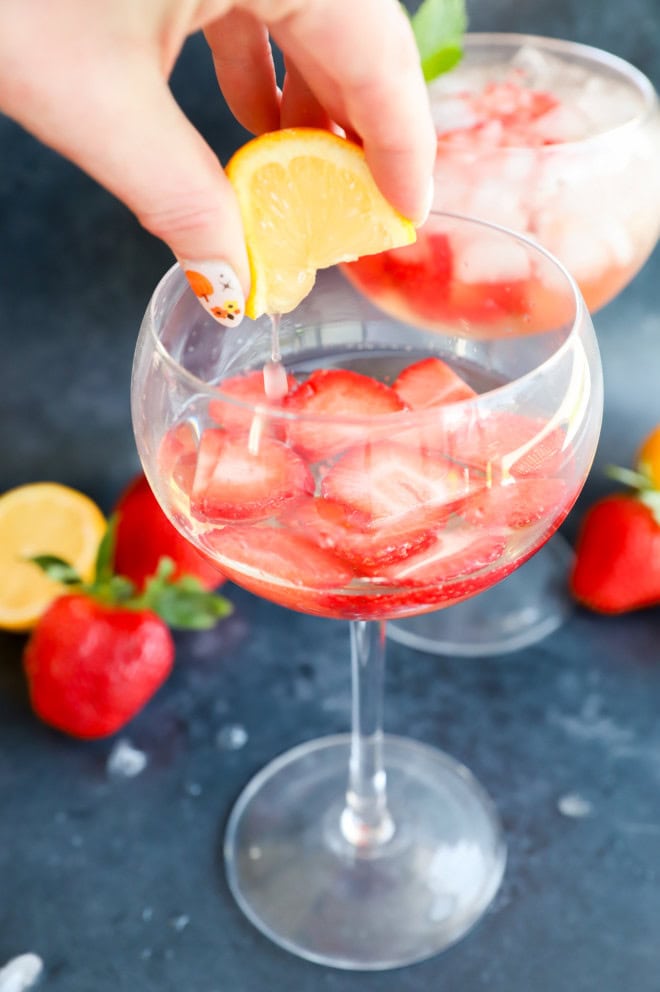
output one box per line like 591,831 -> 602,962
0,0 -> 435,326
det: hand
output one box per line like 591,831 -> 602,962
0,0 -> 435,321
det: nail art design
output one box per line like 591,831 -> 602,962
181,260 -> 245,327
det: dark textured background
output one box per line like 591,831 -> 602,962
1,1 -> 659,989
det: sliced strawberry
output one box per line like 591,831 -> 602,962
343,232 -> 453,321
379,528 -> 507,586
322,441 -> 481,526
157,422 -> 198,480
157,422 -> 199,508
461,477 -> 571,529
393,356 -> 476,409
209,369 -> 298,435
284,368 -> 406,462
284,495 -> 437,570
448,278 -> 530,325
206,525 -> 355,615
446,412 -> 567,479
190,428 -> 314,522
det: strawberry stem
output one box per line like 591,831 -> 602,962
604,464 -> 651,490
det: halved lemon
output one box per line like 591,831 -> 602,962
226,128 -> 416,319
0,482 -> 106,631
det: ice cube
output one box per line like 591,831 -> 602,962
429,92 -> 481,135
558,792 -> 593,818
0,954 -> 43,992
216,723 -> 248,750
106,739 -> 148,778
451,233 -> 532,285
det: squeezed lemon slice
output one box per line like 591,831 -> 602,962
226,128 -> 416,319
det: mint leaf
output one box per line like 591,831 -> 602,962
408,0 -> 468,82
28,555 -> 82,585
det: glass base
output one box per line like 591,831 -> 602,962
224,734 -> 505,970
387,533 -> 575,658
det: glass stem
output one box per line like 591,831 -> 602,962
340,620 -> 395,850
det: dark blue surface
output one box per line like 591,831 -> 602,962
1,1 -> 660,988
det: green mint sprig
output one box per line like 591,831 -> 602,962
406,0 -> 468,82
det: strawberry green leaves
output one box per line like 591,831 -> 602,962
28,515 -> 232,631
407,0 -> 468,82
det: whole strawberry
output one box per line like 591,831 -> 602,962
114,473 -> 224,591
570,425 -> 660,614
23,519 -> 232,738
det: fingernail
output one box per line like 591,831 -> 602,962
180,259 -> 245,327
414,177 -> 435,228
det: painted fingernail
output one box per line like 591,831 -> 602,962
414,177 -> 436,228
180,259 -> 245,327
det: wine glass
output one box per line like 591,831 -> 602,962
344,33 -> 660,656
131,211 -> 602,970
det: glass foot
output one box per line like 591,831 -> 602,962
224,734 -> 505,970
387,533 -> 575,658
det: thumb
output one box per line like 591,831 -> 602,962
19,56 -> 250,328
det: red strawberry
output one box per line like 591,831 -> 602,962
283,495 -> 436,571
462,477 -> 571,529
571,427 -> 660,614
190,428 -> 314,522
208,369 -> 298,435
343,232 -> 453,321
114,473 -> 224,590
571,495 -> 660,614
379,528 -> 507,586
157,422 -> 199,509
447,277 -> 530,325
284,369 -> 406,462
206,525 -> 355,615
393,356 -> 476,409
321,441 -> 481,525
24,596 -> 175,739
447,412 -> 567,479
22,521 -> 232,738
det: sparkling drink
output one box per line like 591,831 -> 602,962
346,34 -> 660,315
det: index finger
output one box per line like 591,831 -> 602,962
267,0 -> 436,223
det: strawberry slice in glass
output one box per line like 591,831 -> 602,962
392,356 -> 477,409
284,368 -> 406,462
210,369 -> 299,437
206,525 -> 355,615
380,528 -> 507,587
284,496 -> 437,571
461,477 -> 571,530
190,428 -> 314,522
322,440 -> 482,537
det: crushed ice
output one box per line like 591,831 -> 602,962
558,793 -> 593,818
106,739 -> 148,778
0,954 -> 43,992
216,724 -> 248,751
